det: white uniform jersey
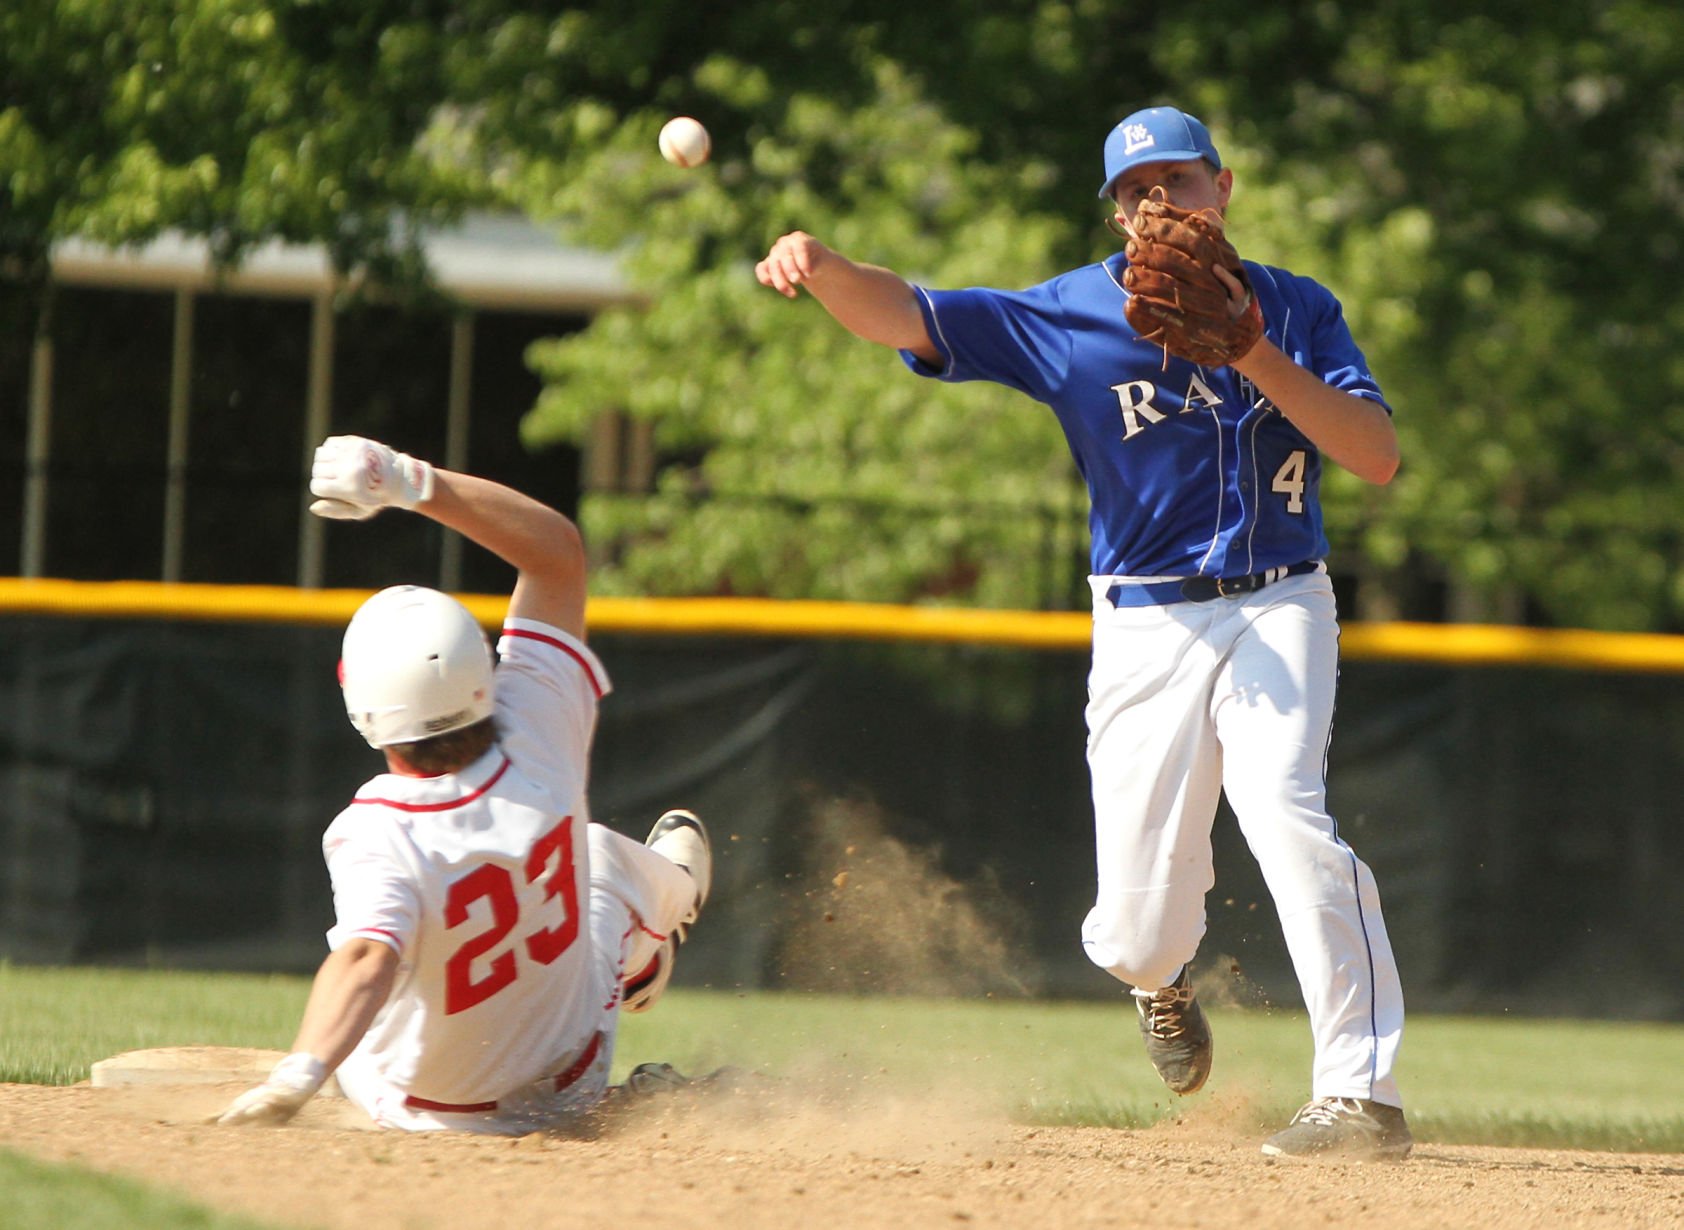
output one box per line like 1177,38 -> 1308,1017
323,617 -> 611,1110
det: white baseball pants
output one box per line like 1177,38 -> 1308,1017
1079,571 -> 1404,1107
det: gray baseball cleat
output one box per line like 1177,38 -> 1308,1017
1260,1097 -> 1414,1160
622,809 -> 712,1014
1132,966 -> 1213,1094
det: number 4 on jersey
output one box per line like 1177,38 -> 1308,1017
1272,449 -> 1307,514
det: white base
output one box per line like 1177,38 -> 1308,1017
90,1046 -> 342,1097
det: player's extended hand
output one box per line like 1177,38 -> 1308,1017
755,232 -> 835,298
215,1081 -> 313,1126
308,435 -> 435,521
214,1052 -> 328,1127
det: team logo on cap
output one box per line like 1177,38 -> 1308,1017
1122,123 -> 1154,155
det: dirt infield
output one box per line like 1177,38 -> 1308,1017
4,1078 -> 1683,1230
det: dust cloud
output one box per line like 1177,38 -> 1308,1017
772,795 -> 1036,1000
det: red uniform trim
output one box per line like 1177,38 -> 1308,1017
400,1030 -> 604,1114
346,928 -> 404,956
548,1029 -> 606,1091
501,625 -> 605,699
352,755 -> 512,812
401,1092 -> 499,1114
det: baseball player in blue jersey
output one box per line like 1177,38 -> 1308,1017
756,105 -> 1410,1160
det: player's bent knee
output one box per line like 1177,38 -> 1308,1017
1080,928 -> 1193,991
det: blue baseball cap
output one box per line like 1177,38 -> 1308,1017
1097,107 -> 1222,199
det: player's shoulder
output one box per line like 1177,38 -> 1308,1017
1245,261 -> 1343,311
1054,256 -> 1122,292
323,782 -> 411,859
497,617 -> 609,691
1011,257 -> 1125,313
330,775 -> 416,827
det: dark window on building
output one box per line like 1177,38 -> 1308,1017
46,286 -> 174,580
4,280 -> 590,591
459,310 -> 587,596
183,295 -> 312,585
0,284 -> 38,576
318,300 -> 454,590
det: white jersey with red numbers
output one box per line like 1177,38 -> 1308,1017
322,617 -> 613,1120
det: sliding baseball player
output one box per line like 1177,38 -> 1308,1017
215,436 -> 710,1133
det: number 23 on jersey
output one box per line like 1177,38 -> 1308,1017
442,817 -> 580,1015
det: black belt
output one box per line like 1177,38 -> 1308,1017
1106,561 -> 1320,608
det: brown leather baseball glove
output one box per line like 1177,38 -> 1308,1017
1122,188 -> 1264,367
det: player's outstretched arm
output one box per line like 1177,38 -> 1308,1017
416,468 -> 587,638
1231,340 -> 1400,485
308,435 -> 588,638
215,938 -> 398,1127
756,231 -> 941,365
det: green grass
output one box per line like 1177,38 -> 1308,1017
0,962 -> 303,1084
613,987 -> 1684,1154
0,1150 -> 283,1230
5,961 -> 1684,1156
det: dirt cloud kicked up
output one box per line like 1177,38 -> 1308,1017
772,794 -> 1037,1000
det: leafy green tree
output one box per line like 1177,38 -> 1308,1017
6,0 -> 1684,627
516,58 -> 1087,607
1169,2 -> 1684,628
504,2 -> 1684,627
0,1 -> 496,329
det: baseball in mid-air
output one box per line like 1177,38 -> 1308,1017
658,116 -> 711,168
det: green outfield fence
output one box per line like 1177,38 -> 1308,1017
2,580 -> 1682,1019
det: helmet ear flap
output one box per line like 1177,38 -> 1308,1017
339,587 -> 495,748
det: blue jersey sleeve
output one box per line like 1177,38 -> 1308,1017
899,283 -> 1074,403
1254,265 -> 1391,414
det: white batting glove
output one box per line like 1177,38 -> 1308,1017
215,1052 -> 328,1127
308,435 -> 435,521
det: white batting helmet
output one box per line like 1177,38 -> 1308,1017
339,586 -> 494,748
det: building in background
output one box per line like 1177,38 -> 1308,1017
0,214 -> 633,595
